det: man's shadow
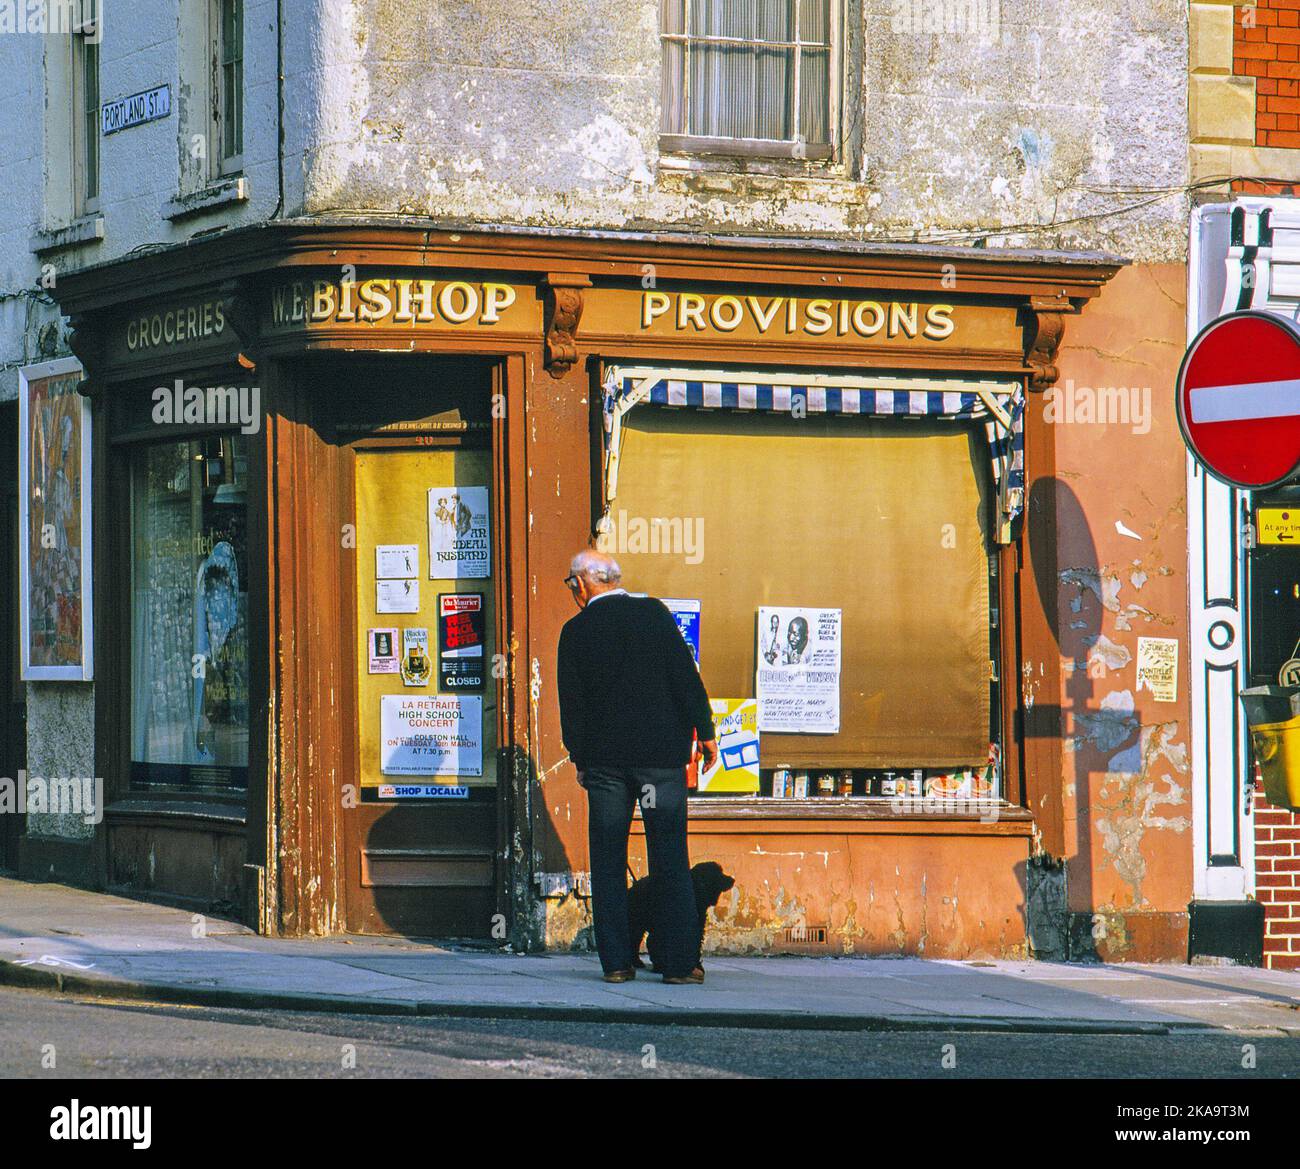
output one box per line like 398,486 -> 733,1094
1023,475 -> 1125,960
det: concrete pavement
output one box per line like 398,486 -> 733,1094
2,876 -> 1299,1035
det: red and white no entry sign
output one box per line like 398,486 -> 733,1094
1176,310 -> 1300,490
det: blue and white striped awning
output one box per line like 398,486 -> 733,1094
601,366 -> 1025,541
630,379 -> 997,418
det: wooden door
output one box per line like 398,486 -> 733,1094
343,441 -> 500,937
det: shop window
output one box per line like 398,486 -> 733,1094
610,407 -> 1000,801
660,0 -> 837,159
130,436 -> 249,792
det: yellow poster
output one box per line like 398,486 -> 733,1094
698,698 -> 760,793
355,448 -> 496,796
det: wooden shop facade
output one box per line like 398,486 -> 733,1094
46,221 -> 1122,954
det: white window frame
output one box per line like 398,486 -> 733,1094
210,0 -> 244,177
659,0 -> 842,160
71,7 -> 100,216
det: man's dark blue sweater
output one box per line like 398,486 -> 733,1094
557,593 -> 715,771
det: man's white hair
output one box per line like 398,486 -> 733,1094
571,549 -> 622,584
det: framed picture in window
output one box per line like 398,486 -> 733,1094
18,358 -> 93,681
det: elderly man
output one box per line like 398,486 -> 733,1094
557,549 -> 718,984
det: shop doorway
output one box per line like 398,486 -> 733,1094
0,401 -> 24,871
339,364 -> 502,939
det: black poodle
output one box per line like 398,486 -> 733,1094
627,860 -> 735,971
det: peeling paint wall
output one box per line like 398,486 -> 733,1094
1050,262 -> 1194,960
537,830 -> 1031,958
620,831 -> 1030,958
306,0 -> 1189,260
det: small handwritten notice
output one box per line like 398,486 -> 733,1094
1136,637 -> 1178,703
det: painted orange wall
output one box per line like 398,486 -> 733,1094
1050,261 -> 1194,960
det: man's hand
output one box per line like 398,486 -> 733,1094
700,739 -> 719,771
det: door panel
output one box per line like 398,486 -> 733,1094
344,445 -> 498,937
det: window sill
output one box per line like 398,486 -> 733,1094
660,134 -> 834,162
162,175 -> 249,221
30,215 -> 104,255
642,797 -> 1033,835
105,795 -> 247,830
657,149 -> 856,186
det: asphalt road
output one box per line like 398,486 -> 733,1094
1,986 -> 1298,1080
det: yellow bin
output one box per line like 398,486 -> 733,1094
1242,687 -> 1300,812
1248,715 -> 1300,812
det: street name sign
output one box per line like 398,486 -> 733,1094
101,85 -> 171,136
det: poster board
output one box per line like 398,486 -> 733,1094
756,606 -> 842,733
18,359 -> 93,681
355,448 -> 495,798
611,409 -> 991,766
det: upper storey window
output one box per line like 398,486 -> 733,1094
660,0 -> 838,160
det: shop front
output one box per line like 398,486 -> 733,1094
50,224 -> 1120,953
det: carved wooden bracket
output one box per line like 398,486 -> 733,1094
66,314 -> 106,400
1023,295 -> 1072,391
542,273 -> 592,379
218,278 -> 260,367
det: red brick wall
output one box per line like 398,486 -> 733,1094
1254,785 -> 1300,969
1235,1 -> 1300,147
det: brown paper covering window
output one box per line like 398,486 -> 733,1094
611,408 -> 992,768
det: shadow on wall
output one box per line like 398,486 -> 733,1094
1023,475 -> 1102,960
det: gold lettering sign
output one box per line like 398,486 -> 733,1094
125,298 -> 227,352
266,278 -> 535,332
637,290 -> 956,341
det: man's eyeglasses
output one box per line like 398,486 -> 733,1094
563,573 -> 580,590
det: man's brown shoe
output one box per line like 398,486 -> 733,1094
662,966 -> 705,985
602,968 -> 636,983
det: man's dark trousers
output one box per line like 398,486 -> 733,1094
584,766 -> 698,977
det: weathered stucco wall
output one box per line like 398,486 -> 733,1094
23,683 -> 96,846
540,828 -> 1031,959
652,828 -> 1030,958
1050,262 -> 1194,960
304,0 -> 1189,261
0,20 -> 57,403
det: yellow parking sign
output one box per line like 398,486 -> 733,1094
1258,508 -> 1300,546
